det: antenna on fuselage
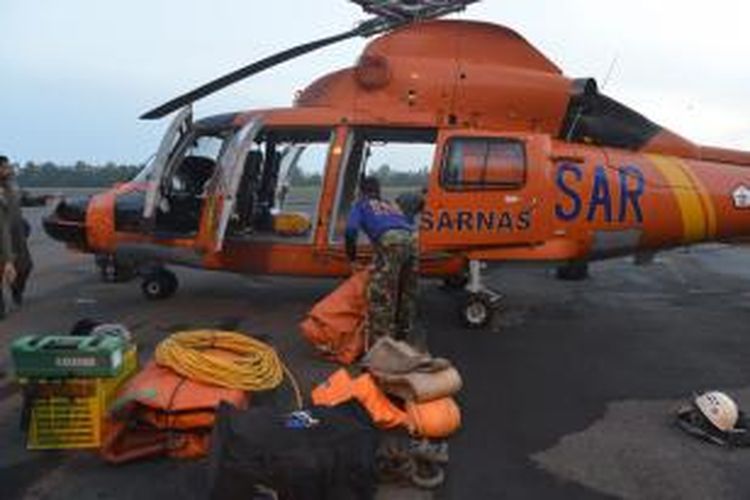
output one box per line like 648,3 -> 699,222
563,53 -> 620,142
601,53 -> 620,91
563,78 -> 599,142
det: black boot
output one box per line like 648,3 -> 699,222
11,286 -> 22,307
12,256 -> 31,307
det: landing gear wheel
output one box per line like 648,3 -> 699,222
460,293 -> 494,329
141,269 -> 178,300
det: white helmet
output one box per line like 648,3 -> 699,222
694,391 -> 739,432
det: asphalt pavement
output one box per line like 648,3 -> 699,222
3,206 -> 750,499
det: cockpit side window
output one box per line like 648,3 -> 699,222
185,135 -> 225,162
170,135 -> 226,193
153,132 -> 230,234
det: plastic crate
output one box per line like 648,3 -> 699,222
12,334 -> 129,378
22,346 -> 138,450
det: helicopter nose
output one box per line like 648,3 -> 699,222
42,195 -> 90,248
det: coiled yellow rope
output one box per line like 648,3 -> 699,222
155,330 -> 302,409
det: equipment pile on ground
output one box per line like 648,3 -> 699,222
299,270 -> 464,490
309,336 -> 463,489
102,329 -> 298,463
9,283 -> 463,498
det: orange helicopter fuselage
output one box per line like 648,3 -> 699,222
46,20 -> 750,280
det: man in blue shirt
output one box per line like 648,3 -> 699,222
345,176 -> 417,343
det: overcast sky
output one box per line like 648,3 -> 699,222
1,0 -> 748,164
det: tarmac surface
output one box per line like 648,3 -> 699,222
3,206 -> 750,499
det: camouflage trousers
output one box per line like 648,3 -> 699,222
367,229 -> 418,344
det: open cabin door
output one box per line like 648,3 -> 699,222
422,130 -> 551,252
142,106 -> 192,225
200,118 -> 263,253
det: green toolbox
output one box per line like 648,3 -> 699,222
11,334 -> 129,378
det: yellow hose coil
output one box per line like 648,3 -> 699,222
155,330 -> 302,409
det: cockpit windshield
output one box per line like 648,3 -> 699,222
132,134 -> 228,184
133,158 -> 156,183
184,135 -> 226,162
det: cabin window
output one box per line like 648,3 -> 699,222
330,127 -> 437,243
441,138 -> 526,190
228,127 -> 333,243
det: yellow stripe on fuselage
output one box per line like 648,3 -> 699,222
678,160 -> 717,239
648,155 -> 707,243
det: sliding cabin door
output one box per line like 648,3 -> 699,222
198,118 -> 263,252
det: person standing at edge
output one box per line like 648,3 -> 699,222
345,176 -> 418,344
0,156 -> 32,318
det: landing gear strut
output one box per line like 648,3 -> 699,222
141,268 -> 179,300
459,260 -> 503,329
95,254 -> 136,283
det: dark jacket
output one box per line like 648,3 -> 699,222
0,191 -> 13,264
0,182 -> 28,264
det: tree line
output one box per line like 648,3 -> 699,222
15,161 -> 142,188
13,161 -> 429,188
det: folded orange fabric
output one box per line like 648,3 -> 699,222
312,368 -> 407,429
102,359 -> 248,463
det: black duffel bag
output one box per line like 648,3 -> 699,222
208,402 -> 378,500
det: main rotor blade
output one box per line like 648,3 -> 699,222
140,28 -> 363,120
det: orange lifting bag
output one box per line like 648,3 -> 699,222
300,271 -> 369,365
406,397 -> 462,439
101,360 -> 248,463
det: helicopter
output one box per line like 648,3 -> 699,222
43,0 -> 750,327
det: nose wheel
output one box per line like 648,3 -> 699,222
141,268 -> 179,300
458,260 -> 503,329
460,292 -> 503,328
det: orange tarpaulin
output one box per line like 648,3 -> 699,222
101,359 -> 248,463
300,270 -> 370,365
